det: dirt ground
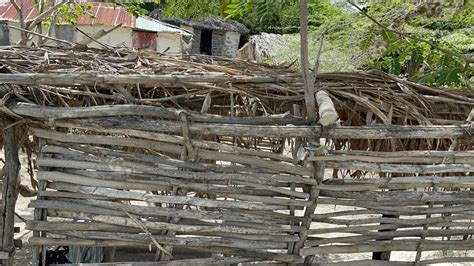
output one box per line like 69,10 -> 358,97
5,152 -> 474,265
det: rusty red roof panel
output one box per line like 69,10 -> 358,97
0,1 -> 136,27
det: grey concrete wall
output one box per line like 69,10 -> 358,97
191,27 -> 201,54
0,21 -> 10,45
223,31 -> 241,58
211,30 -> 225,56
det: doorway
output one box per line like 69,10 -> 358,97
200,29 -> 212,55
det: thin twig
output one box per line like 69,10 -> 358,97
125,211 -> 173,259
312,35 -> 324,84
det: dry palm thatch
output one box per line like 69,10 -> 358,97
0,45 -> 472,157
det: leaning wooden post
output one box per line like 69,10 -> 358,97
1,117 -> 21,266
290,146 -> 326,258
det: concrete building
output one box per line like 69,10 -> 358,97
0,0 -> 190,54
149,11 -> 249,58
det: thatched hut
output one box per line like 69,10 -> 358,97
149,10 -> 249,57
235,33 -> 287,63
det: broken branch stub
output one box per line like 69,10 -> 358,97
316,90 -> 338,126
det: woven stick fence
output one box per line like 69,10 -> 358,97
0,46 -> 473,264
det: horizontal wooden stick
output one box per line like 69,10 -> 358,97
11,102 -> 310,125
311,258 -> 474,266
59,230 -> 288,249
320,176 -> 474,191
43,144 -> 303,186
28,221 -> 299,242
29,237 -> 289,263
37,171 -> 171,192
34,129 -> 311,178
310,150 -> 474,164
313,204 -> 474,218
46,181 -> 287,211
38,158 -> 309,199
325,161 -> 474,174
41,168 -> 282,199
309,222 -> 474,236
306,228 -> 474,246
319,190 -> 474,205
300,239 -> 474,256
0,73 -> 299,86
35,118 -> 474,139
315,214 -> 473,226
45,198 -> 294,225
39,190 -> 112,201
184,245 -> 301,263
50,210 -> 295,234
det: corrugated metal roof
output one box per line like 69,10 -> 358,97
136,17 -> 184,34
0,0 -> 188,34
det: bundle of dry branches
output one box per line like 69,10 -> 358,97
0,45 -> 472,263
1,45 -> 472,155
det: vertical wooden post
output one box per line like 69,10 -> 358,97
1,117 -> 20,266
31,138 -> 49,266
299,0 -> 317,119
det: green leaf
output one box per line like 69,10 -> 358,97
391,59 -> 401,75
380,29 -> 397,43
439,68 -> 462,86
411,45 -> 424,64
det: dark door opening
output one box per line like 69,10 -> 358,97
200,29 -> 212,55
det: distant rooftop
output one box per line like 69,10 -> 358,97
149,9 -> 249,34
0,0 -> 188,34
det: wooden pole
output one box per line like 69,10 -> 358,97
299,0 -> 317,118
1,117 -> 20,265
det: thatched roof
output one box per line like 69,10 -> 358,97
236,33 -> 287,63
1,45 -> 473,160
149,9 -> 249,34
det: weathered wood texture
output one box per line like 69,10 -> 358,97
2,45 -> 473,264
1,118 -> 21,265
302,144 -> 474,263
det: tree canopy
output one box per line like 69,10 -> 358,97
156,0 -> 472,88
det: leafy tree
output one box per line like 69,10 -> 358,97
160,0 -> 227,19
352,0 -> 473,87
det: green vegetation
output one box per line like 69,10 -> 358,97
155,0 -> 473,88
33,0 -> 473,88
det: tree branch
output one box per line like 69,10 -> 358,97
10,0 -> 27,44
26,0 -> 68,30
347,0 -> 473,65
